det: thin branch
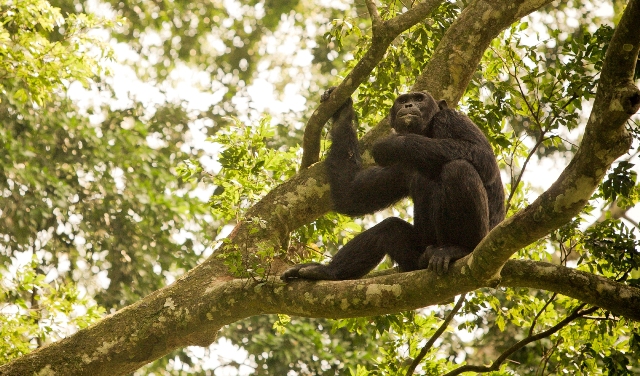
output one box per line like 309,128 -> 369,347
549,133 -> 578,149
536,336 -> 562,376
549,92 -> 579,126
442,305 -> 598,376
582,315 -> 619,321
405,294 -> 466,375
505,135 -> 525,204
528,292 -> 557,337
505,134 -> 547,210
507,48 -> 543,131
490,46 -> 550,211
365,0 -> 383,30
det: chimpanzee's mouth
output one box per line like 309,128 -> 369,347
397,108 -> 421,118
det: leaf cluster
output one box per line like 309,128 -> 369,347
0,0 -> 115,106
0,257 -> 104,363
220,314 -> 380,375
189,116 -> 299,221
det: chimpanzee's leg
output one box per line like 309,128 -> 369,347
419,160 -> 490,274
281,217 -> 422,281
438,160 -> 490,247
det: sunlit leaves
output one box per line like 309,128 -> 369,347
601,161 -> 638,203
0,0 -> 115,107
196,116 -> 298,221
221,314 -> 380,375
582,219 -> 639,277
325,17 -> 363,52
356,2 -> 460,126
2,0 -> 639,374
0,258 -> 105,363
272,313 -> 290,335
332,306 -> 456,375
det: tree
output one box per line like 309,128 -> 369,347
1,0 -> 640,375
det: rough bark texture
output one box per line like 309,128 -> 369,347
500,260 -> 640,321
413,0 -> 556,100
1,0 -> 639,375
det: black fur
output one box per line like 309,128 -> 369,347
282,89 -> 504,280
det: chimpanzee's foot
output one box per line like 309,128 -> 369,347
280,262 -> 337,281
418,245 -> 470,275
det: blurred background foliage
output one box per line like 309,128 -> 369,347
0,0 -> 639,374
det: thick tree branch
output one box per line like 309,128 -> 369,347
500,260 -> 640,321
2,0 -> 624,375
358,0 -> 556,155
255,0 -> 558,250
2,258 -> 639,375
365,0 -> 382,29
467,0 -> 640,281
412,0 -> 556,101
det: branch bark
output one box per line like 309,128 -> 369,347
412,0 -> 560,100
3,257 -> 639,376
500,260 -> 640,320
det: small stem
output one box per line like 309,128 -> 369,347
536,336 -> 562,376
506,134 -> 547,209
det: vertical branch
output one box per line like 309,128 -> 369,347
365,0 -> 382,29
528,292 -> 557,337
536,336 -> 562,376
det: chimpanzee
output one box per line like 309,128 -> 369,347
281,88 -> 504,280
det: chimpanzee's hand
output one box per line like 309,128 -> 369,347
321,87 -> 336,103
322,87 -> 356,135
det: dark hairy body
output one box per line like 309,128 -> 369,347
282,89 -> 504,280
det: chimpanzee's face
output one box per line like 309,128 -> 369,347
390,91 -> 439,135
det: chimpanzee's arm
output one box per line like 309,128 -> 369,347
372,135 -> 498,184
323,90 -> 410,216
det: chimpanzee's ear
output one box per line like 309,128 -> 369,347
438,99 -> 448,110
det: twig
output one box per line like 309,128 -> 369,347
507,49 -> 543,131
489,46 -> 549,211
528,292 -> 557,337
505,134 -> 547,209
405,294 -> 466,375
582,315 -> 618,321
536,336 -> 562,376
